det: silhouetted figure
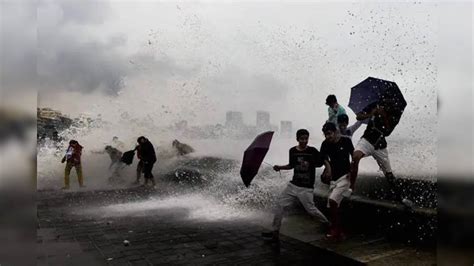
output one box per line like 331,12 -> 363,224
135,136 -> 157,187
172,139 -> 195,156
93,145 -> 124,182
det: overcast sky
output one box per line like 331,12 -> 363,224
2,1 -> 472,140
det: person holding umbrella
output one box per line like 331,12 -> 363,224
262,129 -> 331,242
350,99 -> 413,208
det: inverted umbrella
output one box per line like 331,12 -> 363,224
348,77 -> 407,120
240,131 -> 274,187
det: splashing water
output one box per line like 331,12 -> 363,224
35,1 -> 438,218
38,111 -> 436,222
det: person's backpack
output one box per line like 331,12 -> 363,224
121,150 -> 135,165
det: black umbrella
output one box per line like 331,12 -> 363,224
349,77 -> 407,117
240,131 -> 274,187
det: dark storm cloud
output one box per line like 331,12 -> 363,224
34,0 -> 129,95
2,0 -> 195,97
38,37 -> 197,95
1,0 -> 122,95
38,32 -> 129,95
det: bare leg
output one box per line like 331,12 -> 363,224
326,199 -> 345,240
329,199 -> 340,231
63,163 -> 72,189
76,164 -> 84,187
385,172 -> 404,201
135,161 -> 143,184
350,150 -> 365,191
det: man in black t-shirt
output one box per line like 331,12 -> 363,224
320,122 -> 354,241
350,101 -> 413,208
262,129 -> 330,242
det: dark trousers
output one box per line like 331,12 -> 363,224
143,161 -> 155,179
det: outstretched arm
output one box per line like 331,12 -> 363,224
356,109 -> 375,121
323,160 -> 331,174
356,102 -> 379,121
275,148 -> 295,171
321,160 -> 332,182
273,164 -> 293,171
347,120 -> 363,134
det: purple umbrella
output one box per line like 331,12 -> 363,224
240,131 -> 274,187
349,77 -> 407,123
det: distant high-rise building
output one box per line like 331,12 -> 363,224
280,121 -> 292,137
256,111 -> 270,131
225,111 -> 243,129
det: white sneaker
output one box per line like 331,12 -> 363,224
401,198 -> 414,209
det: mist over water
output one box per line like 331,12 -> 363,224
37,112 -> 435,223
37,119 -> 435,188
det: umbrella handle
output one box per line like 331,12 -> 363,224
263,161 -> 282,178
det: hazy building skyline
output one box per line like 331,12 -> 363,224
225,111 -> 244,129
280,121 -> 293,138
256,111 -> 270,131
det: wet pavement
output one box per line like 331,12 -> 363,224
37,187 -> 362,266
37,185 -> 436,265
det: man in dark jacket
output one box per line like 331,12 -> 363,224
136,136 -> 157,187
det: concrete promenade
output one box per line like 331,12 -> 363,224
37,187 -> 363,266
37,180 -> 436,265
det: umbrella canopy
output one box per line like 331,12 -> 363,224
348,77 -> 407,117
240,131 -> 274,187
